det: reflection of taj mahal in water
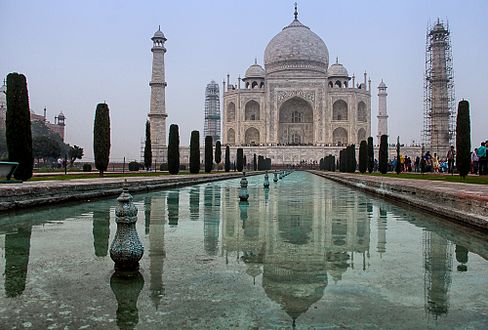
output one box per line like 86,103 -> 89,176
220,180 -> 371,323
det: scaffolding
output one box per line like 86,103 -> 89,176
204,80 -> 221,142
422,231 -> 453,318
422,19 -> 456,155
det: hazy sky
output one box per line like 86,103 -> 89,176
1,0 -> 487,161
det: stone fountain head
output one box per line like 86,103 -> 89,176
110,180 -> 144,272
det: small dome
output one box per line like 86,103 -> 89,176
58,112 -> 65,119
328,63 -> 348,78
378,80 -> 387,88
245,63 -> 265,78
152,28 -> 166,40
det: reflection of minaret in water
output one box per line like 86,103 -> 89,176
423,231 -> 453,317
204,185 -> 221,256
93,209 -> 111,257
110,271 -> 144,330
4,226 -> 32,297
377,207 -> 387,257
189,187 -> 200,221
167,191 -> 179,226
148,195 -> 166,309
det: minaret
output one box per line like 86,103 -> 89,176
148,27 -> 168,164
377,80 -> 388,141
424,20 -> 454,156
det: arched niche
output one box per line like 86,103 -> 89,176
332,100 -> 348,121
333,127 -> 348,146
227,102 -> 236,122
227,128 -> 235,145
278,97 -> 313,145
244,127 -> 260,145
357,101 -> 367,122
244,100 -> 260,121
357,128 -> 366,144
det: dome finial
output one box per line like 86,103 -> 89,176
294,2 -> 298,20
158,25 -> 161,31
336,57 -> 339,64
255,57 -> 257,65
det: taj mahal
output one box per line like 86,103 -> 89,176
222,7 -> 372,148
149,5 -> 391,165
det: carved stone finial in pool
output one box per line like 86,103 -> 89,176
273,171 -> 278,183
239,172 -> 249,202
110,180 -> 144,271
263,171 -> 270,188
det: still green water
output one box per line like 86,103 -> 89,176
0,171 -> 487,329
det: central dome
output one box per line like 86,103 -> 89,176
264,18 -> 329,75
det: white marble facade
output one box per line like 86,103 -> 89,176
222,8 -> 372,157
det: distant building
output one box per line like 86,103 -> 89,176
203,80 -> 221,143
0,79 -> 66,141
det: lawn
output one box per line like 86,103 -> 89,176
366,172 -> 488,184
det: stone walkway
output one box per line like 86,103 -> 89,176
0,172 -> 251,211
310,170 -> 488,230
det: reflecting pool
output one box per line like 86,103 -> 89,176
0,171 -> 487,329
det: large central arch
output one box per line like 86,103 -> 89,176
278,97 -> 313,145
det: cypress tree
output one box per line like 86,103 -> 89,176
144,120 -> 152,170
224,145 -> 230,172
167,124 -> 180,175
93,103 -> 110,176
359,140 -> 367,173
236,148 -> 244,172
253,154 -> 257,171
5,73 -> 33,180
204,135 -> 213,173
395,136 -> 401,174
351,144 -> 357,173
367,136 -> 374,173
189,130 -> 200,174
215,141 -> 222,169
456,100 -> 471,178
379,134 -> 388,174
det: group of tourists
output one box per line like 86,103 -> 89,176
419,140 -> 487,175
472,141 -> 487,175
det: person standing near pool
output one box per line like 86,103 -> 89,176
446,146 -> 455,174
477,142 -> 487,175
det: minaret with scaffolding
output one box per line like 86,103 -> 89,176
204,80 -> 221,142
423,19 -> 456,157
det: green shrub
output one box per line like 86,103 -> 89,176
6,72 -> 33,180
224,145 -> 230,172
379,135 -> 388,174
204,135 -> 213,173
367,136 -> 374,173
82,163 -> 92,172
236,148 -> 244,172
93,103 -> 111,176
189,130 -> 200,174
456,100 -> 471,178
128,161 -> 140,171
167,124 -> 180,175
359,140 -> 367,173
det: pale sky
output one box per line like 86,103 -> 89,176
1,0 -> 487,161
